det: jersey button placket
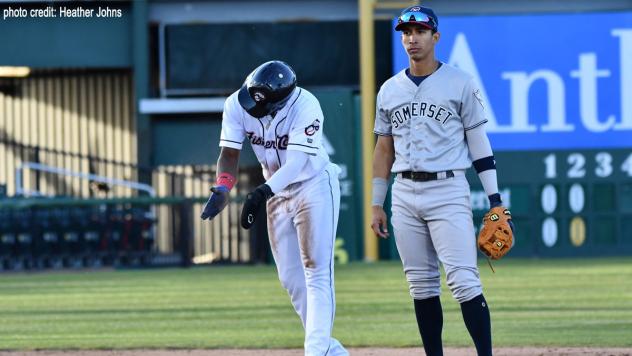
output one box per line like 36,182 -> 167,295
265,117 -> 278,172
405,123 -> 413,171
412,90 -> 426,171
257,118 -> 269,170
411,116 -> 423,171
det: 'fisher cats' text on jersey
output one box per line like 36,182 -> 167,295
220,87 -> 331,181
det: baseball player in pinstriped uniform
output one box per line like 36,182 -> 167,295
200,61 -> 348,356
371,6 -> 511,356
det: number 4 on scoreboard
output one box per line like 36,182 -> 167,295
622,153 -> 632,177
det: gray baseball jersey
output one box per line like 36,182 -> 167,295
375,62 -> 488,303
374,64 -> 487,173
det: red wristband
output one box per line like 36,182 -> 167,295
216,172 -> 236,190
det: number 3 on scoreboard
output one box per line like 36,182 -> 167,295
595,152 -> 613,178
544,152 -> 632,178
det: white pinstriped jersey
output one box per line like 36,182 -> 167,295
374,63 -> 488,173
220,87 -> 330,181
221,85 -> 345,354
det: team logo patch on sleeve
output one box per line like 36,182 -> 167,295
473,89 -> 484,109
304,119 -> 321,136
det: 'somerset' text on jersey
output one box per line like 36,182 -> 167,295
390,101 -> 454,129
374,64 -> 488,173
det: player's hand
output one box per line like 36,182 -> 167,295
371,206 -> 390,238
489,193 -> 514,233
241,184 -> 274,229
200,186 -> 230,220
488,193 -> 502,209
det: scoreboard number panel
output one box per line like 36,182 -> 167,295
544,152 -> 632,179
471,149 -> 632,257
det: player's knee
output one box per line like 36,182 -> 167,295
445,267 -> 482,303
302,256 -> 318,269
406,272 -> 441,300
278,268 -> 305,293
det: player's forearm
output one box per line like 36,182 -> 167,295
372,136 -> 395,207
216,147 -> 240,185
476,170 -> 499,198
373,157 -> 393,179
465,125 -> 499,197
372,136 -> 395,179
265,150 -> 308,193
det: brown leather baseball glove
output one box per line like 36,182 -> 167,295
478,206 -> 514,260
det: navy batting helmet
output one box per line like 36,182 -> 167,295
238,60 -> 297,118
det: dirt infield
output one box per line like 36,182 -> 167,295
1,348 -> 631,356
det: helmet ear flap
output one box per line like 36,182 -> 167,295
238,85 -> 268,118
238,60 -> 297,118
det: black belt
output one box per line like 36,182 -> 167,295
400,170 -> 454,182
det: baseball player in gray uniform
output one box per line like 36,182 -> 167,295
371,6 -> 510,356
200,61 -> 348,356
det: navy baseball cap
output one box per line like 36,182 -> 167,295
395,6 -> 438,32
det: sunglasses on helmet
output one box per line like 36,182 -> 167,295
396,8 -> 437,31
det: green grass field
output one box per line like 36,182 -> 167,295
0,258 -> 631,350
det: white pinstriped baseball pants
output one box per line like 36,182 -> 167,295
266,164 -> 347,356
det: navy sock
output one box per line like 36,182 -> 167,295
413,296 -> 443,356
460,294 -> 492,356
